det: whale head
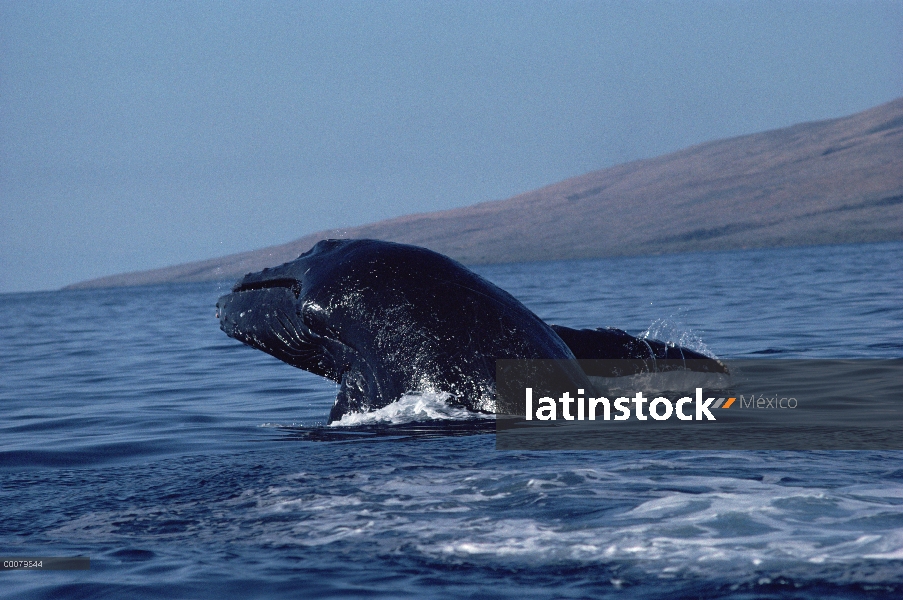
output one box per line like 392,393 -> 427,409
216,240 -> 360,388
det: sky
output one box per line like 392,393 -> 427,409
1,1 -> 901,293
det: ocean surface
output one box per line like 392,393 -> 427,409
2,241 -> 902,599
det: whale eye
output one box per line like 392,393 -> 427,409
291,281 -> 302,299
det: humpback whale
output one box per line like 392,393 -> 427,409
216,239 -> 724,423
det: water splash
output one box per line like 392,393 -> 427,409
640,316 -> 716,358
329,391 -> 492,427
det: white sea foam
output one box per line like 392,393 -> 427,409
210,464 -> 903,584
47,455 -> 903,586
329,391 -> 493,427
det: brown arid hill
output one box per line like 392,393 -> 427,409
67,97 -> 903,290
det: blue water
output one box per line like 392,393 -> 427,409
2,242 -> 902,598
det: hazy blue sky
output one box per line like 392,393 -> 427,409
2,1 -> 901,292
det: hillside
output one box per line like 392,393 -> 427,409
66,97 -> 903,289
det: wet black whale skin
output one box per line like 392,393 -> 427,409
217,239 -> 722,423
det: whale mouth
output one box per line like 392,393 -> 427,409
216,283 -> 338,380
232,278 -> 302,298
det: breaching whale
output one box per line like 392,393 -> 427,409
216,239 -> 725,423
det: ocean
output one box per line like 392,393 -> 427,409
2,241 -> 902,598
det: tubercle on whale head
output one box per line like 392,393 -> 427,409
223,239 -> 356,304
232,277 -> 302,298
231,259 -> 306,295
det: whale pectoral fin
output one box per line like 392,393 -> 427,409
328,370 -> 371,424
327,356 -> 398,424
550,325 -> 640,360
549,325 -> 728,375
